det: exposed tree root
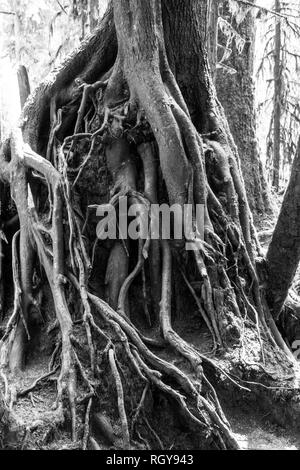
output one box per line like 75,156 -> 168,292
108,349 -> 130,449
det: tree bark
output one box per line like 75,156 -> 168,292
266,138 -> 300,319
215,0 -> 273,220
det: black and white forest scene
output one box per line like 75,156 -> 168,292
1,0 -> 300,454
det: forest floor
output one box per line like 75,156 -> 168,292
3,193 -> 300,450
228,196 -> 300,450
229,409 -> 300,450
5,309 -> 300,450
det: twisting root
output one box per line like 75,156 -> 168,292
160,240 -> 203,379
144,415 -> 164,450
108,349 -> 130,450
131,383 -> 149,435
82,398 -> 93,451
179,266 -> 217,352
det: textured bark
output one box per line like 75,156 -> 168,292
163,1 -> 255,261
215,1 -> 273,220
272,0 -> 282,191
162,0 -> 214,133
266,138 -> 300,319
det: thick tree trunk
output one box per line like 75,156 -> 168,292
162,0 -> 214,133
266,138 -> 300,319
215,1 -> 273,220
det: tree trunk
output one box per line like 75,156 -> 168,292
207,0 -> 219,82
272,0 -> 282,191
266,138 -> 300,319
87,0 -> 99,32
12,0 -> 22,64
215,0 -> 273,220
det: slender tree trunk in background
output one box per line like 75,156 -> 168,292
17,65 -> 30,109
12,0 -> 22,63
207,0 -> 219,82
82,0 -> 100,37
86,0 -> 92,33
272,0 -> 282,191
162,0 -> 212,132
81,11 -> 86,39
87,0 -> 99,32
267,138 -> 300,320
13,2 -> 31,109
215,0 -> 273,221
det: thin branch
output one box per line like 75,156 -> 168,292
235,0 -> 299,21
55,0 -> 67,15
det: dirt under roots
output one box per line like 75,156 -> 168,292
2,315 -> 300,451
1,0 -> 300,451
